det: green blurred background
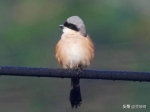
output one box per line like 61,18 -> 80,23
0,0 -> 150,112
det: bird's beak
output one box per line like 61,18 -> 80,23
59,25 -> 64,29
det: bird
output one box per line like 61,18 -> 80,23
55,16 -> 94,108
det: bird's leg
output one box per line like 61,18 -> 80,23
77,67 -> 83,75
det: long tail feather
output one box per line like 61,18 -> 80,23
69,78 -> 82,108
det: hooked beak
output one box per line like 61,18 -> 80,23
59,25 -> 64,29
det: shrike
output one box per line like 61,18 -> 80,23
55,16 -> 94,108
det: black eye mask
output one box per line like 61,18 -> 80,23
64,21 -> 79,32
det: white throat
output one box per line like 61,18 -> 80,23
62,27 -> 76,34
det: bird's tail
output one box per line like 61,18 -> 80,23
69,78 -> 82,108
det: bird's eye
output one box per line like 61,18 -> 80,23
63,22 -> 79,31
64,22 -> 68,26
69,24 -> 73,29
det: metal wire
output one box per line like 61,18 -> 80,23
0,66 -> 150,82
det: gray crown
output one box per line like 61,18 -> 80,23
66,16 -> 87,37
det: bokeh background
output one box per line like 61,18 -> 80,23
0,0 -> 150,112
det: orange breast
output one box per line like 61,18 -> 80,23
55,33 -> 94,69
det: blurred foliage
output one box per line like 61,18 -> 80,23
0,0 -> 150,112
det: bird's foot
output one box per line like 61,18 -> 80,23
77,68 -> 83,75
